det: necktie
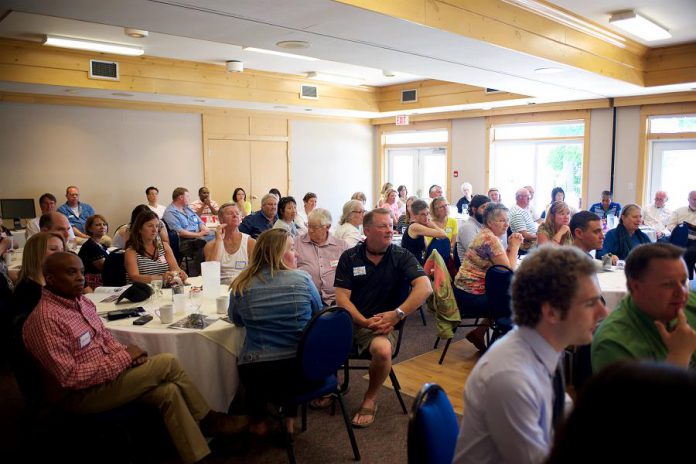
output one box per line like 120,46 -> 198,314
552,362 -> 565,430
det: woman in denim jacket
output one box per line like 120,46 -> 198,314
229,228 -> 322,437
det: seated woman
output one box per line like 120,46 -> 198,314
351,191 -> 367,206
456,182 -> 473,214
376,182 -> 393,208
542,187 -> 576,219
401,199 -> 447,265
295,192 -> 317,233
381,188 -> 400,226
272,196 -> 299,237
334,199 -> 364,247
232,187 -> 252,218
11,232 -> 64,319
229,228 -> 322,436
112,204 -> 169,249
78,214 -> 110,289
204,203 -> 256,285
454,203 -> 523,351
396,196 -> 417,234
429,196 -> 458,253
396,185 -> 408,215
124,211 -> 187,285
597,204 -> 651,261
537,201 -> 573,246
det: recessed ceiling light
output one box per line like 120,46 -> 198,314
243,46 -> 317,61
534,67 -> 564,74
276,40 -> 310,50
43,35 -> 144,56
124,28 -> 149,39
111,92 -> 134,97
609,10 -> 671,41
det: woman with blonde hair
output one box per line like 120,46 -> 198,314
429,196 -> 458,252
78,214 -> 110,288
11,232 -> 64,318
351,191 -> 367,205
396,196 -> 418,234
334,199 -> 365,247
229,228 -> 321,436
537,201 -> 573,246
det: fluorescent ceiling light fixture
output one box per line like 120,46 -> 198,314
502,0 -> 626,48
43,35 -> 144,56
609,11 -> 671,42
306,71 -> 365,86
242,46 -> 317,61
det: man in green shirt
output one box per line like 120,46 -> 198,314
592,243 -> 696,372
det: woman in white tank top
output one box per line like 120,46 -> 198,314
204,203 -> 256,284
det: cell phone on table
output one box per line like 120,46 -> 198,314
133,314 -> 153,325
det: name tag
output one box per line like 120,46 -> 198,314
353,266 -> 366,276
158,255 -> 167,264
78,331 -> 91,349
445,228 -> 452,233
330,260 -> 339,268
234,260 -> 247,270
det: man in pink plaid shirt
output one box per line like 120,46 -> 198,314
22,252 -> 245,464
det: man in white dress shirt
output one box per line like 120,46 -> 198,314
643,190 -> 671,239
453,247 -> 607,464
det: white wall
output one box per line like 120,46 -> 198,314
588,108 -> 614,206
613,106 -> 641,207
450,117 -> 487,204
290,119 -> 373,224
0,102 -> 202,228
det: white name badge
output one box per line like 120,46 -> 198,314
234,260 -> 247,270
330,259 -> 339,268
78,331 -> 91,349
353,266 -> 366,276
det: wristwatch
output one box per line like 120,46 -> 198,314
395,308 -> 406,320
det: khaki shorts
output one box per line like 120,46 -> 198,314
353,325 -> 397,356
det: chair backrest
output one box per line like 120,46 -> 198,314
426,238 -> 452,266
407,383 -> 459,464
162,220 -> 183,262
102,249 -> 127,287
485,264 -> 514,318
670,222 -> 689,248
297,306 -> 353,382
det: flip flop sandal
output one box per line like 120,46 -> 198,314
351,404 -> 378,428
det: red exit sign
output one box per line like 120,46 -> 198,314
395,114 -> 409,125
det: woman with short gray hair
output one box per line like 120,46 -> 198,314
334,200 -> 364,247
453,202 -> 524,351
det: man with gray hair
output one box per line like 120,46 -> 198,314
643,190 -> 671,239
239,194 -> 278,239
509,187 -> 538,252
454,246 -> 606,464
295,208 -> 348,306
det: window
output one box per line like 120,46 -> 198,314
647,114 -> 696,206
489,119 -> 586,213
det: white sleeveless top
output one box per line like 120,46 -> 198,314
218,233 -> 250,283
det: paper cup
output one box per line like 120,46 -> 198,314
173,293 -> 187,315
155,304 -> 174,324
216,295 -> 229,315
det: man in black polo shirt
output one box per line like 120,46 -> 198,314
335,208 -> 432,428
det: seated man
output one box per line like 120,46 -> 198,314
295,208 -> 348,306
56,185 -> 95,240
145,186 -> 167,219
239,194 -> 278,239
22,253 -> 246,464
335,208 -> 432,427
592,243 -> 696,372
509,188 -> 538,252
589,190 -> 621,222
39,212 -> 73,246
643,190 -> 671,240
570,210 -> 617,265
163,187 -> 213,249
26,193 -> 74,242
189,187 -> 219,225
454,247 -> 607,464
667,190 -> 696,280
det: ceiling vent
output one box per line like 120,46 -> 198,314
89,59 -> 119,81
485,88 -> 504,94
300,84 -> 318,99
401,89 -> 417,103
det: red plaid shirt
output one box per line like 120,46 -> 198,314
23,288 -> 132,390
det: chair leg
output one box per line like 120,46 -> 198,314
278,408 -> 297,464
438,338 -> 453,365
340,361 -> 350,393
388,369 -> 408,414
419,306 -> 427,326
336,392 -> 361,461
433,337 -> 440,349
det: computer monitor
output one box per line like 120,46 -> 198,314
0,198 -> 36,229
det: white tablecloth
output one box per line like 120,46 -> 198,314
87,277 -> 244,411
597,268 -> 628,312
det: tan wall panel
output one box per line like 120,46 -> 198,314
250,117 -> 288,137
204,114 -> 250,138
206,139 -> 251,205
250,141 -> 288,209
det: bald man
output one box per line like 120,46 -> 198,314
22,253 -> 247,464
39,211 -> 72,244
643,190 -> 671,239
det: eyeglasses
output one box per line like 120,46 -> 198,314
308,224 -> 327,230
352,210 -> 365,214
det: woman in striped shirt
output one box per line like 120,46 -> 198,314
124,211 -> 187,285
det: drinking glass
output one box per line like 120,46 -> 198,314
150,278 -> 163,298
189,286 -> 203,314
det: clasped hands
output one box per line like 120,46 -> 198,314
364,310 -> 399,335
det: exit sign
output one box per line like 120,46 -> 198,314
395,114 -> 409,125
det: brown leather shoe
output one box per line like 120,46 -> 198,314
465,325 -> 488,352
200,411 -> 250,437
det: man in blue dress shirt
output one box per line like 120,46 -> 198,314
589,190 -> 622,221
239,194 -> 278,239
56,185 -> 95,239
453,247 -> 607,464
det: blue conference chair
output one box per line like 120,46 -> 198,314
281,306 -> 360,463
407,383 -> 459,464
485,264 -> 514,337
